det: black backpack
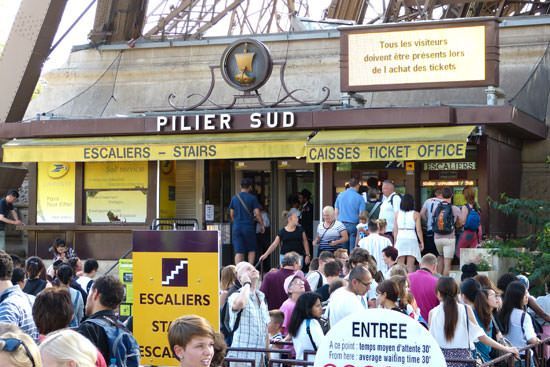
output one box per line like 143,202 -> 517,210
432,202 -> 455,235
220,284 -> 242,346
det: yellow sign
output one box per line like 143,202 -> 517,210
347,25 -> 486,88
405,161 -> 415,171
306,142 -> 467,163
37,162 -> 75,223
84,162 -> 148,189
2,131 -> 310,163
133,231 -> 219,367
86,190 -> 147,223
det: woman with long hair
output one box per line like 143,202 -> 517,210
219,265 -> 236,307
457,186 -> 482,256
461,278 -> 502,363
393,194 -> 423,273
497,281 -> 540,365
429,277 -> 518,366
287,292 -> 324,361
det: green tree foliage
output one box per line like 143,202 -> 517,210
487,194 -> 550,296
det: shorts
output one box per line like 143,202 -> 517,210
232,225 -> 257,254
434,236 -> 456,259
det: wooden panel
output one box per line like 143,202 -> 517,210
74,231 -> 133,259
480,134 -> 522,236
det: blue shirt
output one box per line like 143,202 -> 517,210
474,310 -> 493,362
229,192 -> 261,226
334,188 -> 366,224
0,286 -> 38,341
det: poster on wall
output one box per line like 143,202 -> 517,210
133,231 -> 219,366
84,162 -> 148,189
86,190 -> 147,223
37,162 -> 75,223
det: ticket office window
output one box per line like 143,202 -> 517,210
334,161 -> 408,199
420,147 -> 479,205
83,162 -> 148,224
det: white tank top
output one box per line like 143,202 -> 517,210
397,210 -> 416,230
429,303 -> 484,349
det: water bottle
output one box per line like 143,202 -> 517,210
108,358 -> 117,367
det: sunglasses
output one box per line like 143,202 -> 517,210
0,338 -> 36,367
358,279 -> 372,288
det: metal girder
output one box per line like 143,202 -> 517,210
141,0 -> 309,39
0,0 -> 67,123
89,0 -> 148,44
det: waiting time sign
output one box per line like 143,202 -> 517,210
341,19 -> 499,91
132,231 -> 219,367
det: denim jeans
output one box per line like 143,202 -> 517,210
343,222 -> 357,253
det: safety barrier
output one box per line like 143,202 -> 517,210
224,337 -> 550,367
149,217 -> 199,230
481,336 -> 550,367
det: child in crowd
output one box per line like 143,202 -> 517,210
354,211 -> 369,248
358,220 -> 392,276
377,219 -> 392,243
268,310 -> 285,366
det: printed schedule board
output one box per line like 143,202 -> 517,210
133,231 -> 219,366
314,309 -> 446,367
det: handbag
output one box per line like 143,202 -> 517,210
490,315 -> 515,367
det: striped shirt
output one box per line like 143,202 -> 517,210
317,220 -> 347,252
0,285 -> 38,341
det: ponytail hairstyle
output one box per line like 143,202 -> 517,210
26,256 -> 46,280
461,278 -> 491,330
498,281 -> 526,335
390,275 -> 409,310
437,277 -> 459,342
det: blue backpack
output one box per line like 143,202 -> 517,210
464,205 -> 481,231
85,317 -> 140,367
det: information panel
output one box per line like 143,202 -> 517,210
37,162 -> 75,223
314,309 -> 446,367
133,231 -> 219,367
341,19 -> 498,91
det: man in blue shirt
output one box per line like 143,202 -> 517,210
334,177 -> 366,253
229,178 -> 265,264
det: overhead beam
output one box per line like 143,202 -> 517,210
0,0 -> 67,123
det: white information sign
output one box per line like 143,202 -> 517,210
314,309 -> 446,367
205,204 -> 215,222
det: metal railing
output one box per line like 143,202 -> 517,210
150,218 -> 199,230
481,336 -> 550,367
223,337 -> 550,367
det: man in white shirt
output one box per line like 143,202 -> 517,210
378,180 -> 401,243
326,265 -> 372,327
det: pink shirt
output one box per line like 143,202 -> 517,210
279,298 -> 296,335
408,269 -> 439,321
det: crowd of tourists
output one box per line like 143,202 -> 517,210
0,181 -> 549,367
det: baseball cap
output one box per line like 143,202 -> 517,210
283,273 -> 304,295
